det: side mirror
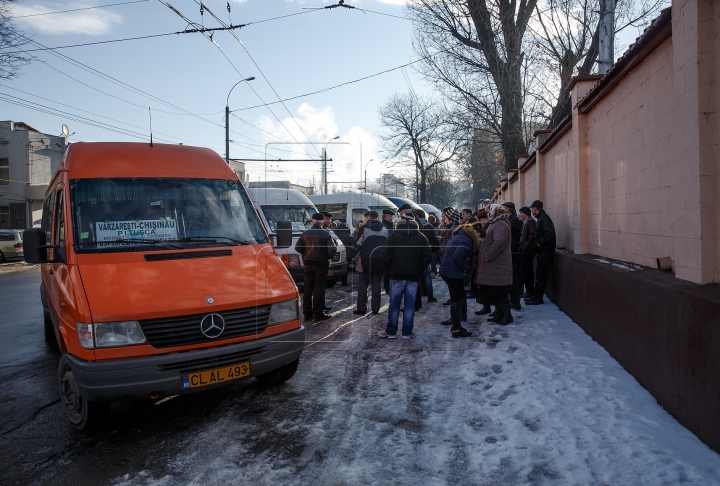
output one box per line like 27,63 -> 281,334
276,220 -> 293,248
23,228 -> 47,263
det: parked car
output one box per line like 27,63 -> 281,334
247,188 -> 348,287
24,142 -> 305,430
0,229 -> 23,261
419,204 -> 442,218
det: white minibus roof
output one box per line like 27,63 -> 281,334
308,193 -> 397,209
246,188 -> 316,207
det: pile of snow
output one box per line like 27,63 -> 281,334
114,282 -> 720,485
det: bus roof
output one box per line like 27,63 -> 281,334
246,188 -> 315,206
308,193 -> 397,208
60,142 -> 235,180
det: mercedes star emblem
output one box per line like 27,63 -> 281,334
206,297 -> 214,304
200,313 -> 225,338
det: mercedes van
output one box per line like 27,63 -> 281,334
308,193 -> 397,229
247,188 -> 348,286
24,142 -> 305,430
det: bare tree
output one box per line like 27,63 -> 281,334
0,0 -> 29,79
378,92 -> 462,204
530,0 -> 666,127
409,0 -> 539,171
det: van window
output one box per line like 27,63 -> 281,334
54,190 -> 65,247
351,208 -> 366,227
42,190 -> 55,244
314,203 -> 346,223
70,178 -> 267,252
260,205 -> 317,232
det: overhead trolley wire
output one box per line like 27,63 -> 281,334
11,0 -> 150,18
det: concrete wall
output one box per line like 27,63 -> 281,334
496,2 -> 720,285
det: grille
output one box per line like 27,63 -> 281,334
145,250 -> 232,262
332,252 -> 341,262
140,305 -> 271,348
159,346 -> 267,373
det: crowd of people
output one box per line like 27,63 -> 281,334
295,199 -> 556,340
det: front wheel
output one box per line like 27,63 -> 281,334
58,355 -> 110,430
255,359 -> 299,387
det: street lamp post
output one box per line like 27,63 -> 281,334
363,159 -> 374,192
226,77 -> 255,164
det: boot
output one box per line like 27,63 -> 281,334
496,296 -> 514,325
427,294 -> 438,303
489,298 -> 504,322
450,302 -> 472,338
475,304 -> 491,315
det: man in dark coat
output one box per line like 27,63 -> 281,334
518,206 -> 536,298
295,213 -> 337,320
503,202 -> 523,310
381,209 -> 395,231
353,211 -> 388,315
527,200 -> 556,305
378,214 -> 431,339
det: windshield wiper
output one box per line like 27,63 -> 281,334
176,236 -> 251,246
77,238 -> 182,249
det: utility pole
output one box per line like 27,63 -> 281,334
598,0 -> 615,74
225,105 -> 230,164
322,148 -> 327,195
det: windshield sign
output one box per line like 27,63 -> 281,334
71,178 -> 267,251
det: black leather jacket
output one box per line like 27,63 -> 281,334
533,210 -> 556,253
508,214 -> 523,254
295,223 -> 337,267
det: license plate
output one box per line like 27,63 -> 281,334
181,362 -> 250,390
328,269 -> 334,276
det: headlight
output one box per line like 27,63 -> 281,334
77,321 -> 147,349
267,298 -> 299,326
95,321 -> 147,348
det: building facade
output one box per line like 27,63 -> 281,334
0,121 -> 66,229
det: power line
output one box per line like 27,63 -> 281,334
11,0 -> 149,18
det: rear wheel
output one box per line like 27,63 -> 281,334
58,355 -> 110,430
255,359 -> 299,387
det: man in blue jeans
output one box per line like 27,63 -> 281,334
378,213 -> 432,340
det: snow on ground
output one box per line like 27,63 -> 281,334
114,279 -> 720,486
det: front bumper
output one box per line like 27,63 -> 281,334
288,262 -> 348,283
68,327 -> 305,401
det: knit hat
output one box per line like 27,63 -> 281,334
476,211 -> 489,220
519,206 -> 531,217
312,213 -> 324,221
530,200 -> 543,209
446,208 -> 461,222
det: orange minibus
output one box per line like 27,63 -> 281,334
23,142 -> 304,430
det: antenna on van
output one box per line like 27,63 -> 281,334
148,107 -> 154,147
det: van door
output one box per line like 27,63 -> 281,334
47,187 -> 68,327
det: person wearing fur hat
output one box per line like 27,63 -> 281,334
439,223 -> 480,337
475,204 -> 514,325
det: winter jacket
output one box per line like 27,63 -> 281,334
519,218 -> 536,255
295,222 -> 337,267
508,214 -> 523,254
416,217 -> 439,253
475,217 -> 513,287
353,219 -> 388,274
533,210 -> 556,253
382,219 -> 431,282
440,225 -> 480,280
439,221 -> 459,258
382,218 -> 395,231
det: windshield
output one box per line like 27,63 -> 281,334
260,205 -> 317,232
70,178 -> 267,251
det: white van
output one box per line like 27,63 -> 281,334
309,193 -> 398,230
247,188 -> 348,286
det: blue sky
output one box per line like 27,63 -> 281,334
4,0 -> 425,188
3,0 -> 658,189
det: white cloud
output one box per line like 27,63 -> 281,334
255,103 -> 381,190
13,4 -> 123,35
375,0 -> 408,5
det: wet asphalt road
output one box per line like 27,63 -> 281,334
0,264 -> 361,485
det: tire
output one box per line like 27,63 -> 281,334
58,355 -> 110,430
255,358 -> 299,387
326,279 -> 337,288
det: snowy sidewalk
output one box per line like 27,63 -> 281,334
115,285 -> 720,485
